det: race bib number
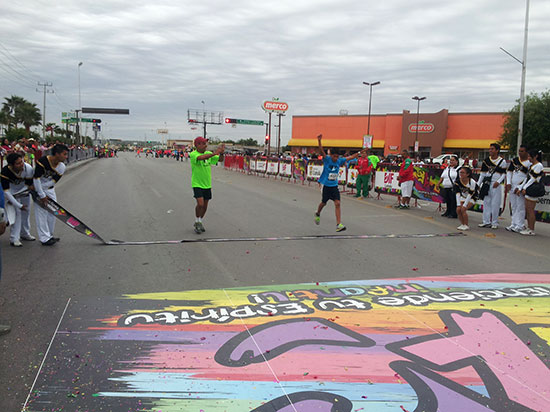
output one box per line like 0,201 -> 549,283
328,172 -> 338,181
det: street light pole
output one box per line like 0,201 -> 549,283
276,113 -> 285,154
362,81 -> 380,135
412,96 -> 426,156
77,62 -> 83,145
500,0 -> 529,156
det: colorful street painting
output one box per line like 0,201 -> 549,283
24,273 -> 550,412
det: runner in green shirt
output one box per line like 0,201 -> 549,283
189,137 -> 225,233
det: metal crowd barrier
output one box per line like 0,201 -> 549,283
223,155 -> 550,224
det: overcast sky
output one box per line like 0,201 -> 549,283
1,0 -> 549,144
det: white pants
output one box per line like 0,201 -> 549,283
482,184 -> 501,226
509,190 -> 526,230
10,195 -> 32,243
34,188 -> 56,243
401,180 -> 413,198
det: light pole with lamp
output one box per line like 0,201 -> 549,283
500,0 -> 529,155
76,62 -> 83,145
412,96 -> 426,156
362,81 -> 380,136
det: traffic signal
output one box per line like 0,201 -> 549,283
225,118 -> 236,124
265,135 -> 270,145
92,119 -> 102,124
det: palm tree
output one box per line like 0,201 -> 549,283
15,102 -> 41,135
53,125 -> 64,136
0,110 -> 9,137
2,95 -> 26,129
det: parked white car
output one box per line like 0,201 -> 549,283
431,154 -> 465,167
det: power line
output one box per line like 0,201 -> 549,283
0,42 -> 40,82
0,66 -> 36,89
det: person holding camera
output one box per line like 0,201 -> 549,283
477,143 -> 508,229
517,150 -> 545,236
439,155 -> 459,218
454,166 -> 477,231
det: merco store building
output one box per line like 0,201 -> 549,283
288,109 -> 507,160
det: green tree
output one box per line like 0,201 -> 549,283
236,138 -> 259,146
0,110 -> 9,136
500,90 -> 550,157
15,101 -> 41,135
1,95 -> 26,130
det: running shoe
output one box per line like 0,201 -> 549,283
505,225 -> 513,232
336,223 -> 346,232
198,222 -> 206,232
314,213 -> 320,225
520,229 -> 535,236
490,225 -> 498,229
194,222 -> 201,234
478,223 -> 491,228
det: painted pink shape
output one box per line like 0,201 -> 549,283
67,217 -> 80,227
402,312 -> 549,411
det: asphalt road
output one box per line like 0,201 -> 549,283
1,152 -> 549,411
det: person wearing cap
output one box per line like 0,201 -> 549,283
189,137 -> 225,234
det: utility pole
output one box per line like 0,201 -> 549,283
36,82 -> 53,140
267,112 -> 272,156
276,113 -> 285,154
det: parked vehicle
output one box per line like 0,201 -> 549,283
431,154 -> 465,167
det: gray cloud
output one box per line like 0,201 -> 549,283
1,0 -> 548,144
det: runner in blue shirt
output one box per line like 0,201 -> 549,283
314,134 -> 365,231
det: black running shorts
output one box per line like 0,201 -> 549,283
193,187 -> 212,200
322,185 -> 340,203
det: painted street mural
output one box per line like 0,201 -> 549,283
24,274 -> 550,412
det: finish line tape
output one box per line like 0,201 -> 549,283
34,192 -> 466,246
105,232 -> 465,246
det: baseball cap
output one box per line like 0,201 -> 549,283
194,137 -> 208,146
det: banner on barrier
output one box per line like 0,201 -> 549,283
347,166 -> 358,187
267,160 -> 279,175
413,166 -> 444,203
256,159 -> 267,173
307,161 -> 323,181
338,166 -> 346,185
280,161 -> 292,177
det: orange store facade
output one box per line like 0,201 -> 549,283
288,110 -> 507,160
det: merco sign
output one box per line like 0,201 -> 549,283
408,122 -> 434,133
262,101 -> 289,113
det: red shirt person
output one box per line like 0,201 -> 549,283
355,153 -> 373,198
397,150 -> 414,208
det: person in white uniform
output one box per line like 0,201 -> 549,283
33,144 -> 68,246
0,152 -> 36,247
477,143 -> 508,229
454,166 -> 477,231
518,150 -> 545,236
505,145 -> 531,233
